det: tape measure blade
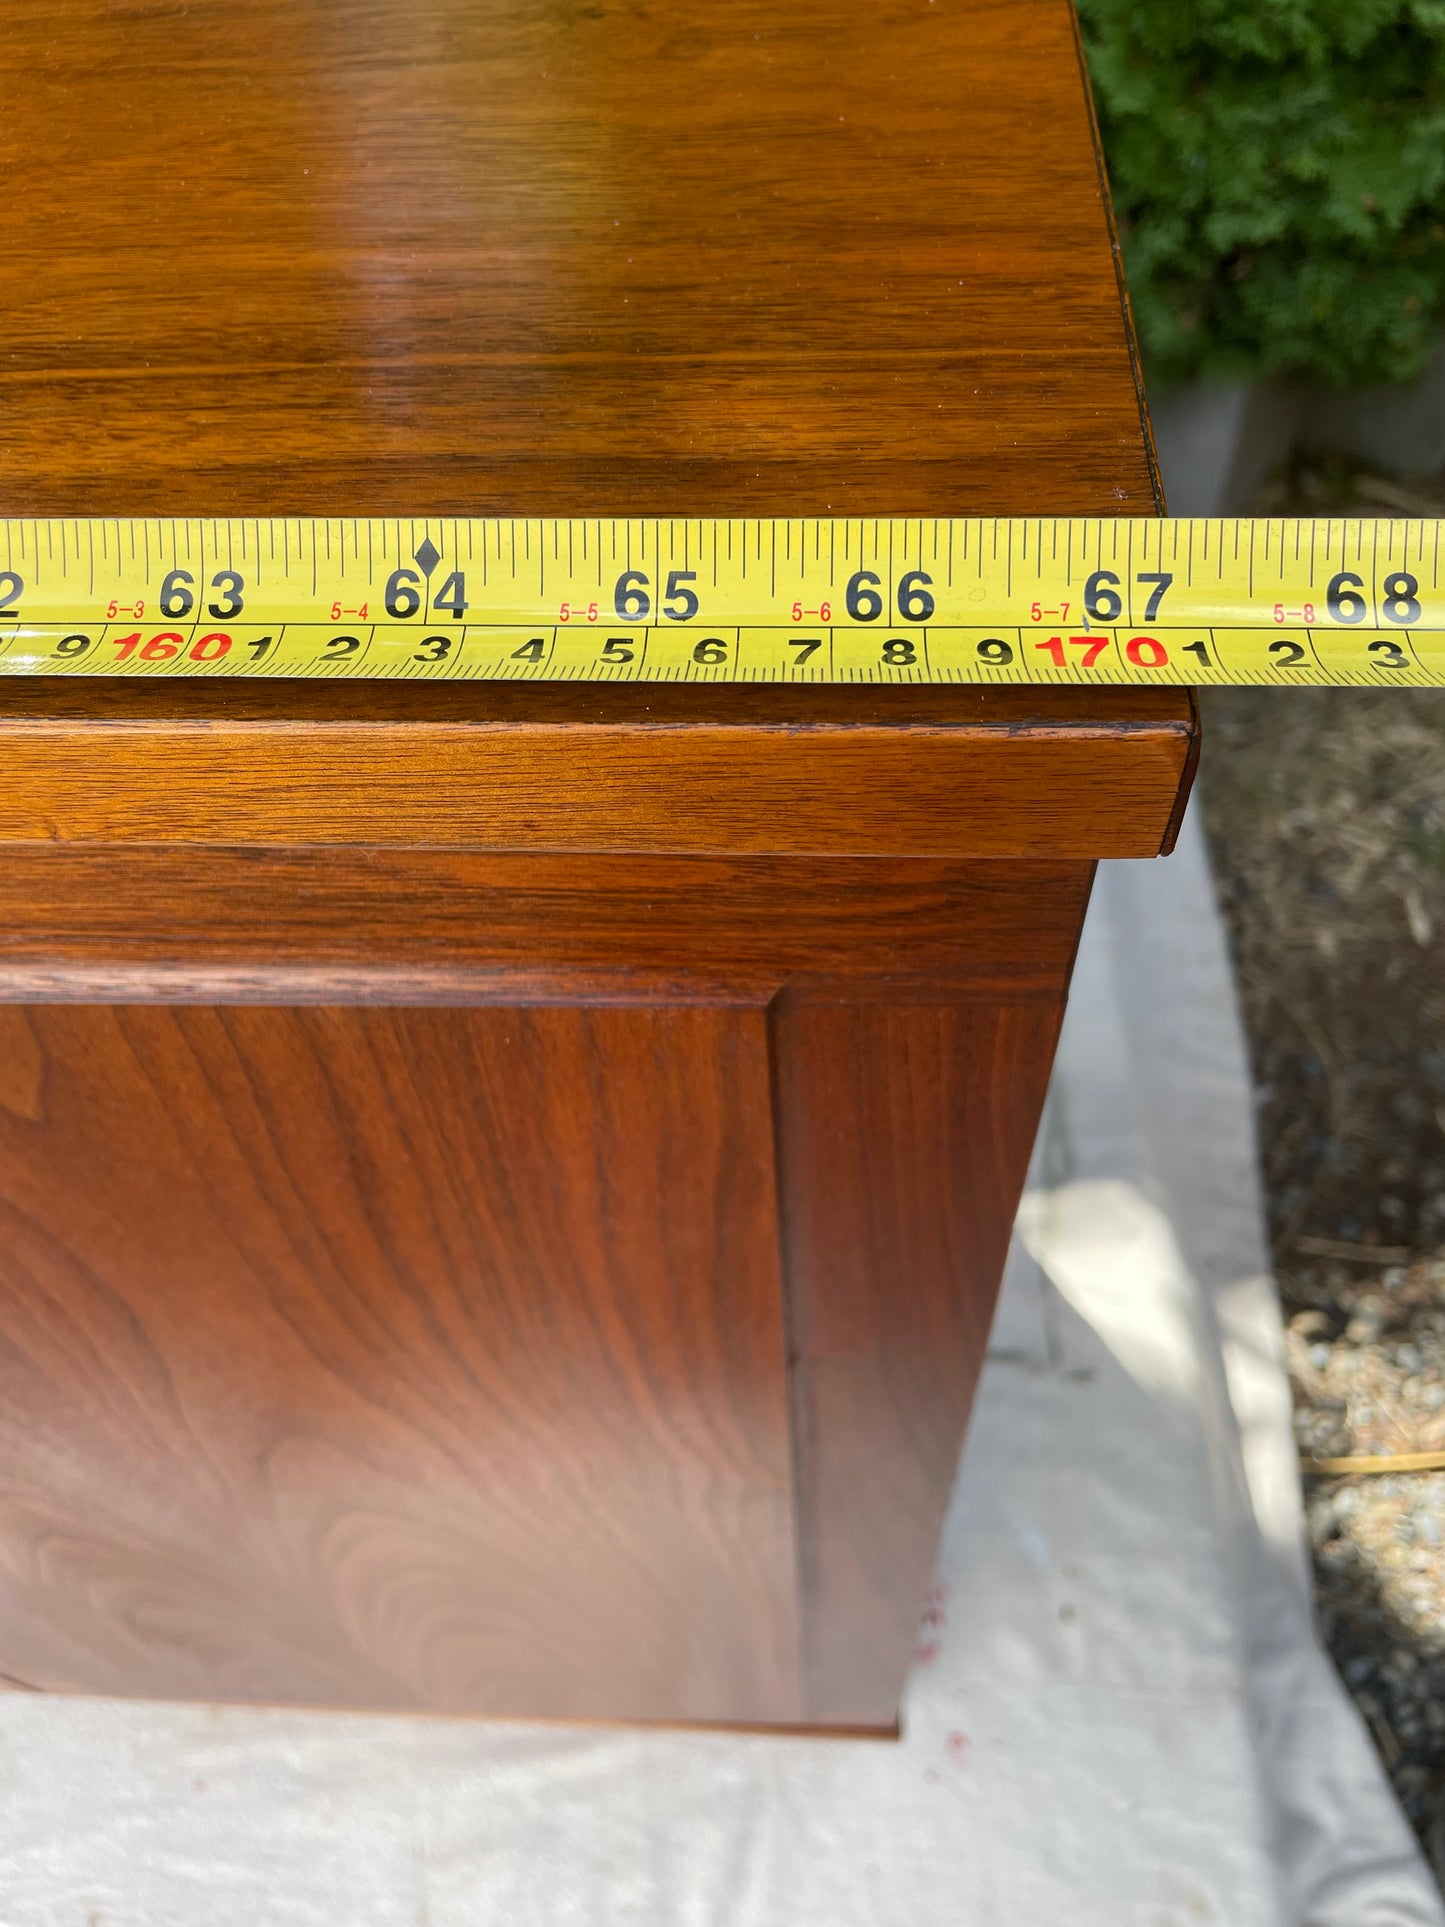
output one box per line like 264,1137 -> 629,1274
0,517 -> 1440,687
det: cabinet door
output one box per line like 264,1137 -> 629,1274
0,1002 -> 801,1724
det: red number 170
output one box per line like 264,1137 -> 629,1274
1036,634 -> 1110,667
1035,634 -> 1170,669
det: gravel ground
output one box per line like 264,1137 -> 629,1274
1201,456 -> 1445,1873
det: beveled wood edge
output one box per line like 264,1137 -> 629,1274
0,965 -> 1071,1007
0,706 -> 1200,858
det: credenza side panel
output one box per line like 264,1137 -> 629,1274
772,991 -> 1069,1728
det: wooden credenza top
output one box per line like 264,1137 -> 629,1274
2,0 -> 1156,520
0,0 -> 1190,855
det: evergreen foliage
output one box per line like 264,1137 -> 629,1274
1075,0 -> 1445,387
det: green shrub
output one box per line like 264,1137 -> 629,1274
1075,0 -> 1445,388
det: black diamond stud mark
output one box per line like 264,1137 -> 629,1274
413,536 -> 441,577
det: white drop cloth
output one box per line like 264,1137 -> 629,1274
0,811 -> 1438,1925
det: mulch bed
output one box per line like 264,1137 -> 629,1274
1200,456 -> 1445,1869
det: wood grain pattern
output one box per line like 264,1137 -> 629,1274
0,0 -> 1191,1730
0,853 -> 1094,1724
0,0 -> 1155,518
0,1001 -> 800,1721
0,680 -> 1195,858
0,847 -> 1095,1002
773,994 -> 1064,1725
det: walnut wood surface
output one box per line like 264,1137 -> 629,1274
0,839 -> 1091,1728
0,847 -> 1093,1001
773,994 -> 1063,1724
0,0 -> 1155,518
0,0 -> 1189,1729
0,681 -> 1195,858
0,1002 -> 800,1720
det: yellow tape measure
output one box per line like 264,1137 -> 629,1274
1,517 -> 1443,686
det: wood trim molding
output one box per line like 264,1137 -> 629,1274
0,683 -> 1197,859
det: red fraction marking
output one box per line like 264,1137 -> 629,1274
944,1730 -> 970,1767
912,1639 -> 941,1667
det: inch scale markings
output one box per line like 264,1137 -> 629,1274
0,517 -> 1443,686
